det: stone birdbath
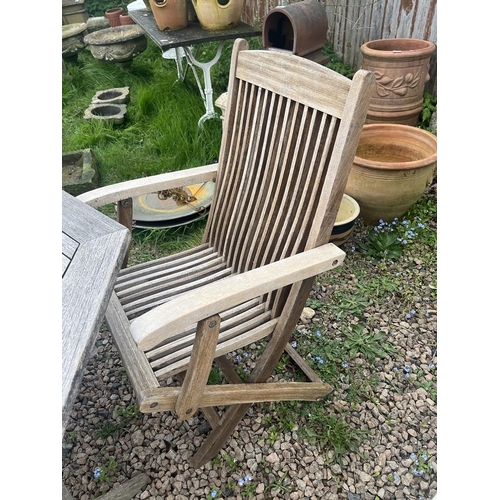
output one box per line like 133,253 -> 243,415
62,22 -> 88,60
83,25 -> 147,69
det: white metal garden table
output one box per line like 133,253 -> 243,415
128,8 -> 261,126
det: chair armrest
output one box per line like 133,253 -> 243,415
76,163 -> 218,209
130,243 -> 345,351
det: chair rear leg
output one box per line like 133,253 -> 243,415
190,402 -> 252,468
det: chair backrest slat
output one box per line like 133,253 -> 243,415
203,40 -> 375,315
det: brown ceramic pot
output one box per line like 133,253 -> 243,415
361,38 -> 436,126
150,0 -> 188,30
262,1 -> 327,55
119,13 -> 136,25
105,7 -> 124,27
345,124 -> 437,224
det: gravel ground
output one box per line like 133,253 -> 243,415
62,193 -> 437,500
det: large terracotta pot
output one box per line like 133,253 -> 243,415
191,0 -> 244,30
150,0 -> 188,30
345,124 -> 437,225
361,38 -> 436,126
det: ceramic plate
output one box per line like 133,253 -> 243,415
132,182 -> 215,229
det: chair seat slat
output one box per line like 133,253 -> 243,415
116,251 -> 222,292
122,267 -> 233,319
117,244 -> 214,284
117,256 -> 227,303
153,319 -> 278,381
146,300 -> 268,361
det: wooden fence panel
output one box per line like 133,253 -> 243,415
241,0 -> 437,96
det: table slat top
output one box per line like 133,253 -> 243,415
62,191 -> 130,435
128,9 -> 261,51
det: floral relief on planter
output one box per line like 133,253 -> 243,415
373,70 -> 421,98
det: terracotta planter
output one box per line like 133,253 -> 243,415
345,124 -> 437,225
105,7 -> 124,27
191,0 -> 244,30
150,0 -> 188,30
361,38 -> 436,126
119,13 -> 135,25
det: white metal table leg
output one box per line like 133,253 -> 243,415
182,42 -> 225,127
161,47 -> 190,82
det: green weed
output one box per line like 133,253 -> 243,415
419,92 -> 437,130
265,472 -> 292,495
96,403 -> 141,439
93,455 -> 118,484
343,324 -> 398,361
357,200 -> 436,261
322,43 -> 356,78
300,408 -> 368,463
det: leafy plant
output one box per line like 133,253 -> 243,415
300,408 -> 368,462
116,403 -> 140,420
96,421 -> 122,439
213,452 -> 241,474
419,92 -> 437,130
85,0 -> 129,17
358,211 -> 434,261
306,298 -> 325,311
322,43 -> 356,78
408,450 -> 435,477
343,323 -> 397,361
96,403 -> 141,439
358,226 -> 403,261
333,294 -> 372,318
265,471 -> 292,495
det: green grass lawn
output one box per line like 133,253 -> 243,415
63,40 -> 228,187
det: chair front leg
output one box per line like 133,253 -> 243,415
175,314 -> 221,420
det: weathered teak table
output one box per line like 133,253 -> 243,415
62,190 -> 131,436
128,9 -> 261,126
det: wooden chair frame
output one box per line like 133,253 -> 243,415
78,38 -> 375,467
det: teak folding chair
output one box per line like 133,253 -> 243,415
78,38 -> 375,468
